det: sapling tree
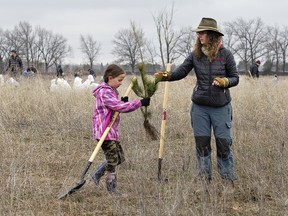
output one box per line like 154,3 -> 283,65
132,63 -> 160,140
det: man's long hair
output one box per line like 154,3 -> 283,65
194,31 -> 222,62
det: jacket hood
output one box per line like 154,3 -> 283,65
92,81 -> 112,97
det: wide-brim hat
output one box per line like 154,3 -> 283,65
192,17 -> 224,36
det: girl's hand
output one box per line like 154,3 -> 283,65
121,96 -> 129,102
140,98 -> 150,106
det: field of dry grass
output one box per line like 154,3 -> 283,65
0,74 -> 288,215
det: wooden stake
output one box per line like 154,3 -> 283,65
158,63 -> 171,180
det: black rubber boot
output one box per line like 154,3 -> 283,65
89,160 -> 107,188
105,172 -> 122,196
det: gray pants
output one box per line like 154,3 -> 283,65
191,103 -> 236,180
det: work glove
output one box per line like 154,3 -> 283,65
213,77 -> 229,88
154,71 -> 172,82
121,96 -> 129,102
140,98 -> 150,107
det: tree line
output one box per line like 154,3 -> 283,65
112,7 -> 288,74
1,6 -> 288,75
0,22 -> 71,73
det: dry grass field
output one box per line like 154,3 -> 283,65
0,74 -> 288,216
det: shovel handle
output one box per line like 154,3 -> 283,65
158,64 -> 171,159
88,77 -> 136,162
157,158 -> 163,180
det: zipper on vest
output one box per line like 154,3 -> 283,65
209,62 -> 212,101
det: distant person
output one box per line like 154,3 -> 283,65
88,68 -> 96,78
6,50 -> 23,78
154,17 -> 239,185
30,64 -> 38,74
88,64 -> 150,196
56,64 -> 64,78
23,67 -> 31,77
74,71 -> 80,78
272,74 -> 278,83
250,60 -> 261,78
0,54 -> 4,74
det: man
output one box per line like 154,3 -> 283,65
56,64 -> 64,78
250,60 -> 261,78
6,50 -> 23,78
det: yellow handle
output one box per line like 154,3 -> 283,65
158,64 -> 171,159
88,77 -> 136,162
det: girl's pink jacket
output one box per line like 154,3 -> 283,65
92,82 -> 141,141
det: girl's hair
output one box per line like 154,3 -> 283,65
103,64 -> 125,83
194,31 -> 222,62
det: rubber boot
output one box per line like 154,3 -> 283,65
89,160 -> 107,188
105,172 -> 122,196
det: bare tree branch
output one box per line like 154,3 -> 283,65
152,4 -> 183,69
223,18 -> 268,72
80,35 -> 101,69
35,27 -> 71,73
112,21 -> 146,73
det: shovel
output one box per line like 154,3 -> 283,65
157,64 -> 171,181
58,77 -> 136,199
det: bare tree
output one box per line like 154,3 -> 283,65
35,27 -> 71,73
153,5 -> 183,69
222,25 -> 238,56
79,34 -> 101,69
0,29 -> 8,72
278,26 -> 288,72
0,29 -> 8,57
131,21 -> 146,63
0,30 -> 4,73
266,25 -> 281,72
223,18 -> 268,72
145,40 -> 158,71
176,27 -> 195,58
3,28 -> 24,56
15,21 -> 36,67
112,21 -> 145,73
30,39 -> 43,69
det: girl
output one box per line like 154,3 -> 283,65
89,64 -> 150,196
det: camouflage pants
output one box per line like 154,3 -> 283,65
101,140 -> 125,172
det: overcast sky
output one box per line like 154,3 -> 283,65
1,0 -> 287,65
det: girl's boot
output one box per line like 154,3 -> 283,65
89,160 -> 107,188
105,172 -> 122,196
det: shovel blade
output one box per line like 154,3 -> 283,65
58,179 -> 86,199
